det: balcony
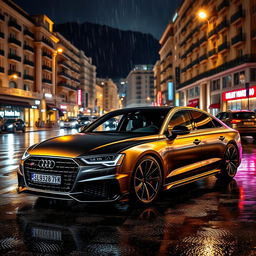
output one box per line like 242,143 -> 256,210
231,33 -> 245,46
0,49 -> 4,56
58,71 -> 70,80
217,0 -> 229,12
217,19 -> 229,33
218,42 -> 230,52
58,82 -> 77,91
23,74 -> 34,81
199,36 -> 207,45
8,20 -> 22,32
8,70 -> 21,77
199,54 -> 208,62
208,48 -> 217,58
0,67 -> 4,73
0,13 -> 4,22
177,55 -> 256,89
23,29 -> 34,39
8,37 -> 22,47
41,38 -> 54,48
23,44 -> 34,53
0,32 -> 4,39
231,9 -> 244,24
42,78 -> 52,84
42,65 -> 52,72
208,28 -> 218,39
0,87 -> 40,98
8,53 -> 21,62
23,59 -> 34,67
42,52 -> 52,59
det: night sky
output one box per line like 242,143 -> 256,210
13,0 -> 180,39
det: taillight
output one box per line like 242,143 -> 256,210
230,119 -> 242,124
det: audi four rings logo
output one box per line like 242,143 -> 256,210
38,159 -> 55,169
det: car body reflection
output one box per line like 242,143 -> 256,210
16,178 -> 247,255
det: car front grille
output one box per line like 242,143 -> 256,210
23,157 -> 79,192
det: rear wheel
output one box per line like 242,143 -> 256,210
218,144 -> 239,180
131,156 -> 162,204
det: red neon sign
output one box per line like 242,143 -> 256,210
222,86 -> 256,101
77,89 -> 82,105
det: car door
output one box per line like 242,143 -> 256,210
190,110 -> 226,172
164,109 -> 203,184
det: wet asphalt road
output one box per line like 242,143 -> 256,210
0,130 -> 256,256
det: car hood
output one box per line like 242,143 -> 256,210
29,133 -> 160,158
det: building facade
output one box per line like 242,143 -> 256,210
126,65 -> 154,107
0,0 -> 96,126
158,0 -> 256,114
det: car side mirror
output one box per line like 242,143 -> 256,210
166,125 -> 190,140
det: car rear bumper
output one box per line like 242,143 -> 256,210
236,127 -> 256,136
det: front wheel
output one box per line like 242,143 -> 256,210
218,144 -> 239,180
131,156 -> 162,204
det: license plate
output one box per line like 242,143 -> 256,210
32,227 -> 62,241
31,173 -> 61,185
243,122 -> 254,126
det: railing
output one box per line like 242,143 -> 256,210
23,44 -> 34,52
231,9 -> 244,23
8,70 -> 21,77
58,82 -> 77,91
208,28 -> 218,38
42,65 -> 52,72
199,35 -> 207,45
58,71 -> 80,83
217,0 -> 229,12
177,55 -> 256,89
41,37 -> 54,48
42,52 -> 52,59
218,42 -> 229,52
8,37 -> 22,47
8,53 -> 21,62
231,33 -> 245,45
216,19 -> 229,32
42,78 -> 52,84
23,29 -> 34,39
8,20 -> 22,31
208,48 -> 217,57
23,59 -> 34,67
23,74 -> 34,81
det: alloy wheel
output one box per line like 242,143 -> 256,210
133,157 -> 162,204
223,144 -> 239,178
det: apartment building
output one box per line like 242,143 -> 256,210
126,65 -> 154,107
0,0 -> 97,126
157,0 -> 256,114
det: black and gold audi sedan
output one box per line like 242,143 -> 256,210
17,107 -> 242,204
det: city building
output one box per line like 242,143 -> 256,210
153,60 -> 161,105
97,78 -> 119,112
158,0 -> 256,114
95,82 -> 103,115
80,51 -> 96,113
0,0 -> 96,126
126,65 -> 154,107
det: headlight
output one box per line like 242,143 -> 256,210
8,124 -> 13,128
60,122 -> 64,127
71,121 -> 77,127
105,121 -> 110,125
80,154 -> 124,166
21,148 -> 30,160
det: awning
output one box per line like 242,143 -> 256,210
0,99 -> 32,108
187,99 -> 199,107
209,103 -> 220,109
46,104 -> 57,111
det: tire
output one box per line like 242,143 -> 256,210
131,155 -> 163,204
218,143 -> 239,180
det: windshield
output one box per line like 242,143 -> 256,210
232,112 -> 256,119
79,117 -> 90,121
5,119 -> 16,123
84,108 -> 170,134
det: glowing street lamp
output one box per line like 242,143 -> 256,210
12,74 -> 18,79
198,10 -> 208,20
57,47 -> 63,54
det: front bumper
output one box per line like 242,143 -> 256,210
17,156 -> 130,202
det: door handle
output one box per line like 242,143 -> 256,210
219,136 -> 225,141
193,139 -> 201,145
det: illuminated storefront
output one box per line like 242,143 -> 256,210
222,86 -> 256,111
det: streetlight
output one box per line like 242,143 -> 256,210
57,47 -> 63,54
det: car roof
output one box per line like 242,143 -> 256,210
227,110 -> 255,113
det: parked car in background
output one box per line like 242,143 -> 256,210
216,110 -> 256,140
2,118 -> 26,133
77,116 -> 91,128
0,116 -> 4,132
59,117 -> 78,129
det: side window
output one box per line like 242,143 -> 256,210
222,112 -> 229,119
216,112 -> 223,119
190,110 -> 215,130
168,110 -> 193,131
212,118 -> 223,127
